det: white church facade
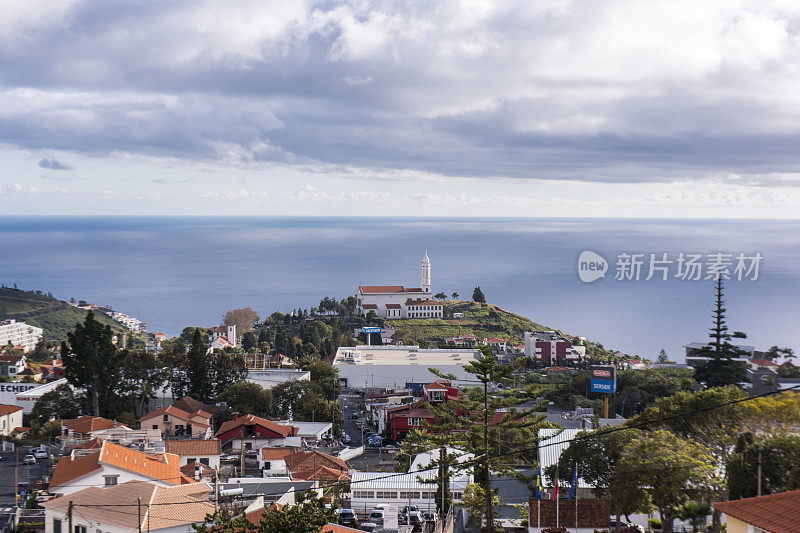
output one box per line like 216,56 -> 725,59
356,252 -> 443,319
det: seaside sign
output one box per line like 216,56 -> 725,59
590,365 -> 616,394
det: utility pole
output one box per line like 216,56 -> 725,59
68,501 -> 74,533
757,450 -> 762,497
138,497 -> 142,533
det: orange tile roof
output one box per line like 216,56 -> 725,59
140,405 -> 211,427
0,404 -> 23,416
261,447 -> 297,461
286,449 -> 349,481
713,490 -> 800,533
291,464 -> 349,482
359,285 -> 406,294
61,416 -> 124,434
50,441 -> 190,489
216,414 -> 296,438
173,396 -> 217,415
166,439 -> 221,456
42,481 -> 213,530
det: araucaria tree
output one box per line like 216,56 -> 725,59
472,286 -> 486,304
186,328 -> 212,401
61,311 -> 125,417
694,278 -> 748,387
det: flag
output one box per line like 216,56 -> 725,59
552,465 -> 559,500
568,465 -> 578,499
534,468 -> 543,500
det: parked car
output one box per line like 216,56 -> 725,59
368,508 -> 385,525
23,454 -> 36,465
400,505 -> 420,523
34,449 -> 49,460
337,508 -> 357,527
341,433 -> 351,444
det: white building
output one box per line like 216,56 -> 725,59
246,369 -> 311,389
209,325 -> 236,348
42,481 -> 213,533
350,448 -> 473,514
14,378 -> 71,414
356,252 -> 443,319
0,319 -> 43,349
333,345 -> 482,389
165,439 -> 222,469
0,404 -> 23,436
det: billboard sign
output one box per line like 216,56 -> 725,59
362,327 -> 383,334
590,365 -> 616,393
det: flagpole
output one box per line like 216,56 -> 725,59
556,491 -> 559,528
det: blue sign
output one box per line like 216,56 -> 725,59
591,379 -> 615,393
362,327 -> 383,334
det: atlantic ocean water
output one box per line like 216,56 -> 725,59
1,216 -> 798,361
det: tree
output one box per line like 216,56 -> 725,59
209,351 -> 247,399
194,490 -> 336,533
451,292 -> 459,300
461,483 -> 501,529
30,383 -> 88,426
472,286 -> 486,304
693,278 -> 748,388
219,381 -> 274,418
676,501 -> 711,533
186,328 -> 212,401
546,427 -> 644,522
434,292 -> 447,300
428,348 -> 547,532
61,311 -> 125,416
657,348 -> 668,363
307,360 -> 340,400
272,380 -> 343,433
614,430 -> 717,532
242,331 -> 258,352
223,307 -> 260,335
764,345 -> 794,362
118,349 -> 169,417
161,340 -> 189,401
727,432 -> 800,499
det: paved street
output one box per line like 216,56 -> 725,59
0,447 -> 57,507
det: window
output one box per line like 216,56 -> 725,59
353,491 -> 374,498
152,424 -> 158,430
376,491 -> 397,499
264,461 -> 271,470
452,492 -> 463,501
399,492 -> 420,499
163,414 -> 169,423
199,458 -> 209,466
75,526 -> 87,533
53,519 -> 62,533
104,475 -> 118,486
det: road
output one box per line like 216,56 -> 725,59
0,447 -> 57,507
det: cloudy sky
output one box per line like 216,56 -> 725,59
3,0 -> 800,216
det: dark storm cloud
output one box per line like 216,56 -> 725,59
3,1 -> 800,183
38,157 -> 72,170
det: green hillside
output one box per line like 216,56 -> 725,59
387,300 -> 554,347
0,287 -> 127,341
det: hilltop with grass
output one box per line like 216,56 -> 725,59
0,287 -> 126,341
386,300 -> 555,348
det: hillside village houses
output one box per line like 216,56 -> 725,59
356,251 -> 444,319
0,404 -> 23,436
0,319 -> 43,352
209,324 -> 237,350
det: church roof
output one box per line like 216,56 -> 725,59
359,285 -> 406,294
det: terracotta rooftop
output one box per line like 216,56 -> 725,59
386,303 -> 402,309
359,285 -> 406,294
173,396 -> 217,415
140,405 -> 211,427
61,415 -> 124,434
261,447 -> 296,461
42,481 -> 213,531
216,414 -> 297,438
0,404 -> 23,416
50,440 -> 191,489
713,490 -> 800,533
165,439 -> 221,456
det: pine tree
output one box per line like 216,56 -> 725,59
472,286 -> 486,304
186,328 -> 212,401
694,278 -> 748,388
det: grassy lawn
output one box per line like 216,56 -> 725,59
386,300 -> 553,346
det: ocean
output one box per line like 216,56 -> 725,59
1,216 -> 798,361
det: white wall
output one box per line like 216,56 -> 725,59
45,508 -> 199,533
0,409 -> 23,436
178,454 -> 220,469
52,465 -> 176,497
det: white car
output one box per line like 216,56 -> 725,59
23,455 -> 36,465
34,449 -> 49,460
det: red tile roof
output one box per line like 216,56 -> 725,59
386,303 -> 402,309
359,285 -> 406,294
0,404 -> 23,416
216,414 -> 297,438
751,358 -> 778,367
140,405 -> 211,428
361,304 -> 378,310
713,490 -> 800,533
165,439 -> 222,456
61,416 -> 125,434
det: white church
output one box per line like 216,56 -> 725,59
356,252 -> 444,319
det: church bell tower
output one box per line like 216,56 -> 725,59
421,250 -> 431,293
